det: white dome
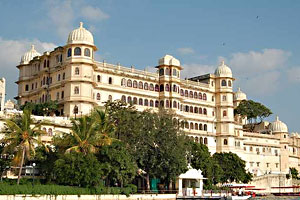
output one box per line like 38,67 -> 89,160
20,45 -> 41,65
214,61 -> 232,77
270,116 -> 288,133
159,55 -> 180,67
234,88 -> 247,101
67,22 -> 94,46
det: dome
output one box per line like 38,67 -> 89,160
214,61 -> 232,77
158,55 -> 180,67
270,116 -> 288,133
67,22 -> 94,46
234,88 -> 247,101
20,45 -> 41,65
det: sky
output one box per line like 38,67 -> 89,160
0,0 -> 299,132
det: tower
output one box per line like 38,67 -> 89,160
214,61 -> 236,152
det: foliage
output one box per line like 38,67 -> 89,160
96,140 -> 137,187
0,143 -> 12,175
54,152 -> 103,187
290,167 -> 299,179
213,152 -> 252,183
234,100 -> 272,125
20,101 -> 59,116
1,109 -> 48,184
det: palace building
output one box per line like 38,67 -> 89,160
11,22 -> 300,190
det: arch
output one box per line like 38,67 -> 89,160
58,74 -> 61,81
160,84 -> 164,92
180,89 -> 184,96
133,97 -> 137,104
200,137 -> 203,144
97,75 -> 101,82
228,80 -> 232,87
108,95 -> 112,101
166,100 -> 169,108
121,95 -> 126,102
48,128 -> 53,136
199,124 -> 203,130
194,92 -> 198,99
190,106 -> 193,113
127,79 -> 132,87
195,137 -> 199,143
139,81 -> 143,89
173,84 -> 177,92
185,122 -> 189,129
155,100 -> 159,107
194,107 -> 198,113
74,47 -> 81,56
203,108 -> 207,115
203,93 -> 207,100
189,91 -> 193,98
62,73 -> 65,80
212,96 -> 214,102
144,99 -> 149,106
150,100 -> 154,107
47,60 -> 50,68
160,100 -> 164,107
204,138 -> 208,144
133,80 -> 137,88
159,68 -> 164,76
84,48 -> 91,57
150,84 -> 154,91
190,122 -> 194,129
199,107 -> 202,114
224,139 -> 228,145
199,93 -> 202,99
155,84 -> 159,92
165,68 -> 170,75
204,124 -> 207,131
165,84 -> 170,91
75,67 -> 80,75
173,101 -> 177,108
221,80 -> 227,86
139,98 -> 143,105
144,82 -> 148,90
96,93 -> 101,100
185,90 -> 188,97
180,121 -> 184,129
127,96 -> 132,104
67,48 -> 72,57
108,77 -> 113,84
74,86 -> 79,94
185,105 -> 189,112
223,110 -> 227,117
173,69 -> 177,76
195,123 -> 198,130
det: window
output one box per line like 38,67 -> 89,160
155,100 -> 159,107
84,48 -> 91,57
190,106 -> 193,113
127,96 -> 132,104
183,90 -> 188,97
211,81 -> 214,86
44,60 -> 46,68
139,98 -> 143,105
133,97 -> 137,104
189,91 -> 193,98
228,80 -> 232,87
204,124 -> 207,131
144,99 -> 149,106
224,139 -> 228,145
62,73 -> 65,80
166,100 -> 169,108
165,68 -> 170,76
47,60 -> 50,68
203,93 -> 207,100
185,122 -> 189,129
133,81 -> 137,88
150,84 -> 154,91
56,92 -> 59,100
221,80 -> 227,86
194,107 -> 198,113
212,96 -> 214,102
194,92 -> 198,99
204,138 -> 208,144
75,67 -> 80,75
199,107 -> 202,114
108,95 -> 112,101
190,123 -> 194,129
160,100 -> 164,107
150,100 -> 154,107
25,84 -> 29,91
173,85 -> 177,92
108,77 -> 113,84
144,83 -> 148,90
223,110 -> 227,117
67,48 -> 72,57
180,89 -> 184,96
48,128 -> 53,136
165,84 -> 169,91
173,69 -> 177,76
74,47 -> 81,56
98,75 -> 101,82
173,101 -> 177,108
139,81 -> 143,89
127,79 -> 132,87
195,123 -> 198,130
199,93 -> 202,99
74,86 -> 79,94
160,84 -> 164,92
203,108 -> 207,115
200,137 -> 203,144
31,83 -> 34,90
222,95 -> 227,101
121,95 -> 126,102
159,68 -> 164,76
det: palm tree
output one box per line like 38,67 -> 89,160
62,110 -> 114,155
1,109 -> 48,185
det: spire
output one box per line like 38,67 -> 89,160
221,60 -> 225,65
238,87 -> 241,92
276,116 -> 279,121
79,22 -> 83,28
31,45 -> 35,51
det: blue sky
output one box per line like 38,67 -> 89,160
0,0 -> 299,132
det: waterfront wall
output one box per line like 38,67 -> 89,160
0,194 -> 176,200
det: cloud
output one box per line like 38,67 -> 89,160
287,67 -> 300,83
181,63 -> 215,79
81,6 -> 109,21
177,47 -> 195,55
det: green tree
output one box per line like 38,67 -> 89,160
20,101 -> 59,116
54,152 -> 103,187
213,152 -> 252,183
97,140 -> 137,187
1,109 -> 48,185
290,167 -> 299,179
0,143 -> 12,177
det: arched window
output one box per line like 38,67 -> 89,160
203,108 -> 207,115
43,77 -> 45,85
127,96 -> 132,104
228,80 -> 232,87
200,137 -> 203,144
155,84 -> 159,92
180,121 -> 184,129
47,60 -> 50,68
74,47 -> 81,56
139,81 -> 143,89
144,99 -> 149,106
144,83 -> 148,90
222,95 -> 227,101
204,124 -> 207,131
199,93 -> 202,99
199,107 -> 202,114
183,90 -> 187,97
96,93 -> 101,100
67,48 -> 72,57
224,139 -> 228,145
203,93 -> 207,100
155,100 -> 159,107
158,84 -> 163,92
223,110 -> 227,117
195,137 -> 199,143
58,74 -> 61,81
190,123 -> 194,130
173,101 -> 177,108
133,81 -> 137,88
199,124 -> 203,130
212,96 -> 215,102
211,81 -> 214,86
133,97 -> 137,104
185,122 -> 189,129
173,84 -> 177,92
189,91 -> 193,98
121,95 -> 126,102
62,73 -> 65,80
43,60 -> 46,68
75,67 -> 80,75
204,138 -> 208,144
108,77 -> 113,84
127,79 -> 132,87
221,80 -> 227,86
194,107 -> 198,113
74,86 -> 79,94
97,75 -> 101,82
173,69 -> 177,76
190,106 -> 193,113
84,48 -> 91,57
48,128 -> 53,136
139,98 -> 143,105
185,105 -> 189,112
195,123 -> 198,130
159,68 -> 164,76
180,89 -> 184,96
160,100 -> 164,107
108,95 -> 112,101
165,84 -> 169,92
150,84 -> 154,91
166,100 -> 169,108
150,100 -> 154,107
194,92 -> 198,99
165,68 -> 170,76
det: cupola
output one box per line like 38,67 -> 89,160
215,61 -> 232,77
270,116 -> 288,133
234,88 -> 247,101
67,22 -> 94,46
158,55 -> 181,67
20,45 -> 41,65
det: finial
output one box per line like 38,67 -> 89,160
79,22 -> 83,28
31,45 -> 35,50
276,116 -> 279,121
221,60 -> 225,65
238,87 -> 241,91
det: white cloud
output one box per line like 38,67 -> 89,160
181,63 -> 215,79
81,6 -> 109,21
177,47 -> 195,55
287,67 -> 300,83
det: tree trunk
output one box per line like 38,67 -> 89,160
17,147 -> 25,185
146,174 -> 150,191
